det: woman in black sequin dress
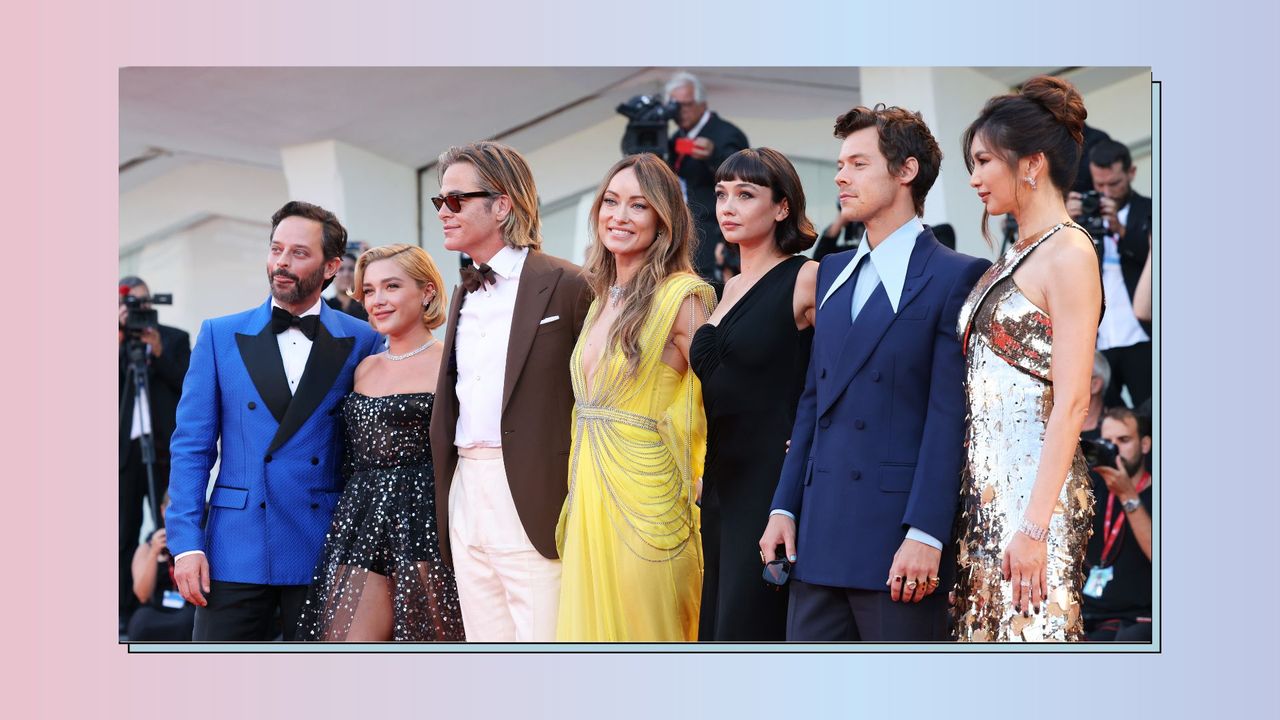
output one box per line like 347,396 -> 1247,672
298,244 -> 464,641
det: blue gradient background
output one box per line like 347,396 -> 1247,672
7,0 -> 1277,716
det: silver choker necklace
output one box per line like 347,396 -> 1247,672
386,337 -> 437,361
608,285 -> 626,306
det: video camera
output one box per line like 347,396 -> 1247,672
120,290 -> 173,338
1077,190 -> 1108,239
616,94 -> 681,157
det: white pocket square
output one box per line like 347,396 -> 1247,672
539,315 -> 560,325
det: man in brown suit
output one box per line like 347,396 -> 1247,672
428,142 -> 591,641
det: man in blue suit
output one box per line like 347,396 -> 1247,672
168,201 -> 382,641
760,106 -> 990,641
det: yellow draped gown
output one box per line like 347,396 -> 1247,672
556,274 -> 716,641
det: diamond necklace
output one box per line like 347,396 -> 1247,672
608,285 -> 626,306
386,337 -> 437,361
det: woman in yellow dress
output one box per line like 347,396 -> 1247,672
556,153 -> 716,641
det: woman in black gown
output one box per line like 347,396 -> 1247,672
298,244 -> 464,641
690,148 -> 819,640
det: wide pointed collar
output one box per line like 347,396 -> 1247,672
820,216 -> 924,312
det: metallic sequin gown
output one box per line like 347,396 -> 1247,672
952,222 -> 1095,642
298,392 -> 464,641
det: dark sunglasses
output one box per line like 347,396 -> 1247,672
431,191 -> 496,212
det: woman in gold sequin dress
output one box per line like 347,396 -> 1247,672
555,154 -> 716,641
952,77 -> 1104,642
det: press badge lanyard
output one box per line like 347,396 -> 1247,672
1100,471 -> 1151,567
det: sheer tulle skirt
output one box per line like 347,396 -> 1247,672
298,465 -> 464,641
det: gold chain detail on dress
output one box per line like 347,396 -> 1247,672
562,274 -> 714,563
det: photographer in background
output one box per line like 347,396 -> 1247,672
664,71 -> 749,283
325,252 -> 368,320
127,493 -> 196,641
118,276 -> 190,633
1080,350 -> 1112,441
1081,407 -> 1153,641
1068,140 -> 1153,408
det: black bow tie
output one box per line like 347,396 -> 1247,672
270,306 -> 320,340
460,263 -> 496,293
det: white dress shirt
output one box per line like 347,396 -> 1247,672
1097,204 -> 1150,351
454,246 -> 528,449
778,216 -> 942,552
271,297 -> 323,395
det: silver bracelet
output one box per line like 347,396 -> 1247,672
1018,518 -> 1048,542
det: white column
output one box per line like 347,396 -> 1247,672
281,140 -> 417,251
859,68 -> 1007,260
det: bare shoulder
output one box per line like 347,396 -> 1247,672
353,351 -> 384,387
796,259 -> 820,288
792,259 -> 819,303
1042,225 -> 1098,273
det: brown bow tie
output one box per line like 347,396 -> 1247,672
459,263 -> 496,293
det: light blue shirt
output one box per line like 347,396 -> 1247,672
774,216 -> 942,553
819,215 -> 924,318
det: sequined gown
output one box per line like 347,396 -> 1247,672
952,222 -> 1097,642
298,392 -> 465,641
555,274 -> 717,641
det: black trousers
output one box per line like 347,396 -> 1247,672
119,441 -> 170,617
786,579 -> 948,641
1103,341 -> 1152,409
192,581 -> 307,641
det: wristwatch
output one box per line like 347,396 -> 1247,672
1122,497 -> 1142,513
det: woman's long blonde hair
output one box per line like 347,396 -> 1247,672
583,153 -> 696,372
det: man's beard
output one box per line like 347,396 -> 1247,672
269,264 -> 327,306
1121,453 -> 1145,478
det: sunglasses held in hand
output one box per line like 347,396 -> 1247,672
762,559 -> 791,589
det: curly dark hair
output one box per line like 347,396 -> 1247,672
834,104 -> 943,217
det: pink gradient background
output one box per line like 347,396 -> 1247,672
9,0 -> 1278,717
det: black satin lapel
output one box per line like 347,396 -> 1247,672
236,326 -> 292,423
268,323 -> 354,453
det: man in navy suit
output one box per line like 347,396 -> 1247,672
167,201 -> 382,641
760,106 -> 990,641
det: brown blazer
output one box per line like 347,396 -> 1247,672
430,249 -> 592,563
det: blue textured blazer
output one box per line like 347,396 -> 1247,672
771,228 -> 989,591
166,298 -> 382,586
